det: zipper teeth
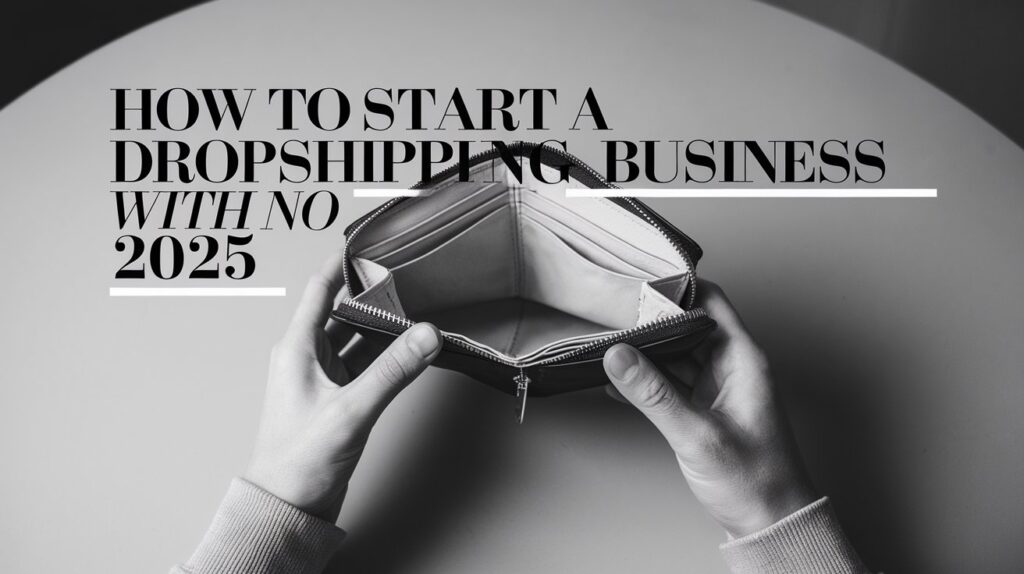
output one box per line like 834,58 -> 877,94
338,298 -> 708,368
410,145 -> 519,190
342,198 -> 401,290
549,141 -> 615,189
339,298 -> 515,364
532,307 -> 708,366
341,297 -> 415,327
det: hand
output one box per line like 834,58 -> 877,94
603,280 -> 816,538
244,251 -> 442,522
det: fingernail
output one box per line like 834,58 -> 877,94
606,346 -> 639,381
407,325 -> 440,357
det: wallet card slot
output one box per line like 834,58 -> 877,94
389,205 -> 518,316
355,165 -> 691,362
373,194 -> 507,268
637,282 -> 685,324
355,180 -> 506,260
519,215 -> 644,330
351,262 -> 405,317
383,202 -> 672,357
520,202 -> 657,280
521,190 -> 681,277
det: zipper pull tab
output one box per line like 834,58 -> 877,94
514,369 -> 530,424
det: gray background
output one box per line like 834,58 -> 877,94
758,0 -> 1024,148
0,0 -> 1022,572
8,1 -> 1024,148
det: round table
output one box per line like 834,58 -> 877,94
1,0 -> 1021,572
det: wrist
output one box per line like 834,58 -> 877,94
243,460 -> 346,523
727,478 -> 817,539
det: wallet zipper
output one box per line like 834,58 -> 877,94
335,297 -> 708,369
514,369 -> 530,424
334,298 -> 709,424
338,142 -> 708,420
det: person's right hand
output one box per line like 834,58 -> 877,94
244,251 -> 442,523
602,280 -> 817,538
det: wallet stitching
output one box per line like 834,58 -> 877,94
673,279 -> 686,303
509,182 -> 522,295
361,185 -> 504,258
383,288 -> 401,315
376,162 -> 494,220
504,181 -> 527,355
520,202 -> 657,279
373,197 -> 506,265
593,197 -> 665,242
352,163 -> 498,252
590,195 -> 688,270
506,299 -> 526,356
351,255 -> 370,287
526,191 -> 679,272
635,286 -> 648,326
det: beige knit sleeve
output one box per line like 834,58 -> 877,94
720,497 -> 870,574
171,478 -> 346,574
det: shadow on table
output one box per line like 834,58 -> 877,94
326,374 -> 517,573
327,294 -> 929,573
750,299 -> 929,573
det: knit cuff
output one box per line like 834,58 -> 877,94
720,497 -> 868,574
180,478 -> 346,574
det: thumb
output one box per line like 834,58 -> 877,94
604,344 -> 707,450
344,323 -> 442,421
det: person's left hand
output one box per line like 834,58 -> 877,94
602,280 -> 816,538
244,251 -> 442,522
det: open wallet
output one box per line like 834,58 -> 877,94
331,142 -> 715,422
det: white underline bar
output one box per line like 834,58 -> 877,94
109,287 -> 287,297
566,188 -> 937,198
353,189 -> 422,197
355,188 -> 937,198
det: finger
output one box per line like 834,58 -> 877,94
287,274 -> 336,341
604,344 -> 707,449
690,366 -> 724,410
287,250 -> 347,339
318,247 -> 348,285
344,323 -> 442,420
697,279 -> 756,347
697,280 -> 746,333
604,383 -> 628,404
697,280 -> 770,380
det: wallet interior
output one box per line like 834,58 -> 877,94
346,162 -> 692,363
